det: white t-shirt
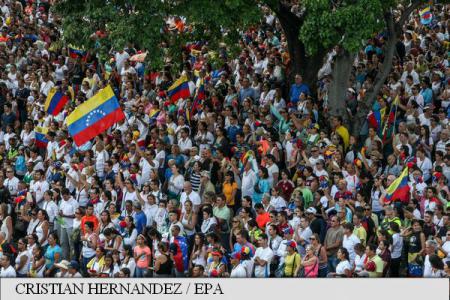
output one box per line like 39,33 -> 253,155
230,264 -> 247,278
43,200 -> 59,223
391,233 -> 403,259
423,255 -> 432,278
297,226 -> 313,244
343,234 -> 360,263
267,163 -> 279,187
20,130 -> 35,147
336,260 -> 352,276
442,241 -> 450,263
59,199 -> 78,228
253,247 -> 274,278
31,180 -> 50,208
180,191 -> 201,212
4,176 -> 19,196
0,265 -> 16,277
115,51 -> 130,73
270,196 -> 286,212
54,64 -> 68,82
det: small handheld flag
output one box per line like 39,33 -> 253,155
45,87 -> 69,116
384,167 -> 410,204
167,75 -> 190,103
34,126 -> 49,148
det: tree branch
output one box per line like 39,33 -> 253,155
357,12 -> 396,117
396,0 -> 423,34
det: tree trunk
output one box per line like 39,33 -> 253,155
328,49 -> 355,124
275,3 -> 326,92
279,16 -> 302,77
351,2 -> 422,137
352,13 -> 397,137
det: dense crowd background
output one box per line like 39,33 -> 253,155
0,0 -> 448,279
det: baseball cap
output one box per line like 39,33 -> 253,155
241,246 -> 251,255
231,252 -> 241,260
306,207 -> 317,215
211,251 -> 222,257
283,227 -> 294,235
286,241 -> 297,249
69,260 -> 79,270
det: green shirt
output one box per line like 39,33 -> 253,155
213,205 -> 231,232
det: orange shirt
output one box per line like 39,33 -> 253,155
222,182 -> 238,206
81,215 -> 99,235
256,212 -> 271,230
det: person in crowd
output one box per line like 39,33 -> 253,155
0,0 -> 448,279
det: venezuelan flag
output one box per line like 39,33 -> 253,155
419,6 -> 432,25
385,167 -> 410,204
149,108 -> 160,125
45,87 -> 69,116
193,78 -> 205,113
66,85 -> 125,146
68,46 -> 87,60
35,127 -> 49,148
167,75 -> 190,103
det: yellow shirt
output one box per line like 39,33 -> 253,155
223,182 -> 238,206
353,225 -> 367,246
284,253 -> 301,277
367,255 -> 384,278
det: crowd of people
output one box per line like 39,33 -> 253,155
0,0 -> 448,279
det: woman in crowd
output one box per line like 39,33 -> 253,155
153,242 -> 173,277
44,233 -> 62,277
310,233 -> 328,277
81,221 -> 98,274
14,238 -> 30,277
328,248 -> 352,278
133,234 -> 151,277
190,233 -> 207,270
121,245 -> 136,277
282,240 -> 300,277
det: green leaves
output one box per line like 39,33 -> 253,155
54,0 -> 262,68
300,0 -> 386,55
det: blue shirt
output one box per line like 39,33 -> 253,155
44,245 -> 62,269
289,83 -> 310,103
227,125 -> 242,144
239,87 -> 256,102
134,211 -> 147,234
420,88 -> 433,105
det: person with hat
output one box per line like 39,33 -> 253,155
67,260 -> 82,278
54,259 -> 70,277
229,251 -> 246,277
282,240 -> 301,277
273,226 -> 295,277
306,206 -> 326,243
204,247 -> 226,277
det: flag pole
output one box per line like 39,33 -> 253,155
381,102 -> 393,144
